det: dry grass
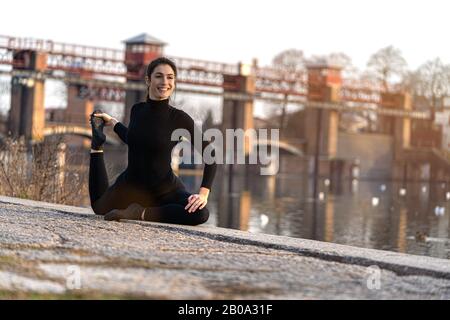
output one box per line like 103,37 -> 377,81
0,135 -> 89,206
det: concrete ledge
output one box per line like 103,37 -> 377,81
1,195 -> 450,299
0,196 -> 450,279
130,222 -> 450,280
2,195 -> 448,279
0,195 -> 93,216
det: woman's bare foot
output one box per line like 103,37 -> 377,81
104,203 -> 146,221
90,110 -> 106,150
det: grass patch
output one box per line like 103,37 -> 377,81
0,289 -> 145,300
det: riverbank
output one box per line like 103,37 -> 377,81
0,195 -> 449,299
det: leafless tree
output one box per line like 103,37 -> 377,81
401,58 -> 450,120
416,58 -> 449,109
272,49 -> 305,73
367,45 -> 407,91
401,70 -> 421,94
0,136 -> 89,206
328,52 -> 359,79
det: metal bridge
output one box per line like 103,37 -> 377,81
0,34 -> 430,119
0,33 -> 447,183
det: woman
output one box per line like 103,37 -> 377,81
89,57 -> 216,225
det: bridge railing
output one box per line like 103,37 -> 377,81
169,56 -> 238,75
46,120 -> 88,127
0,34 -> 444,117
0,35 -> 125,62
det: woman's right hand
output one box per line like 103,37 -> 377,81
92,112 -> 118,127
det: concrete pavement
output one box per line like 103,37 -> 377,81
0,195 -> 449,299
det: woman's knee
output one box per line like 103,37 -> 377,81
189,207 -> 209,225
91,202 -> 108,216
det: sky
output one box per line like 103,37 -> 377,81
1,0 -> 449,70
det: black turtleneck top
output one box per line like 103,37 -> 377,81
113,98 -> 216,192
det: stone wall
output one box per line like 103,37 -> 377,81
337,132 -> 394,180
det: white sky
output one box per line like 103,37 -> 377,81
1,0 -> 449,70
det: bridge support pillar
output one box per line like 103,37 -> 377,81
381,92 -> 412,159
409,162 -> 422,181
430,164 -> 446,183
393,161 -> 429,184
66,76 -> 94,149
9,50 -> 47,143
304,64 -> 341,176
382,92 -> 413,182
221,65 -> 255,172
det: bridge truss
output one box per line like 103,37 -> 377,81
0,34 -> 430,120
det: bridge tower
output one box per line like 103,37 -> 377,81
221,63 -> 255,163
304,63 -> 341,172
9,50 -> 47,142
123,33 -> 166,125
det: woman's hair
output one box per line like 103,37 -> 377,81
145,57 -> 178,101
146,56 -> 178,78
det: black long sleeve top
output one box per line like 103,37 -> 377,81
113,98 -> 217,193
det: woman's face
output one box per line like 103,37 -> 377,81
146,64 -> 175,100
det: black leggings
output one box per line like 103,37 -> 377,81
88,153 -> 209,225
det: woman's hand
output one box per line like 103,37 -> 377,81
92,112 -> 118,127
185,187 -> 210,213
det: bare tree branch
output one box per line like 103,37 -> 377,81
367,45 -> 407,92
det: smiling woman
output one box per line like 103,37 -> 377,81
146,63 -> 175,100
87,57 -> 217,225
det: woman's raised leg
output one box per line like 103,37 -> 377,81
88,152 -> 109,205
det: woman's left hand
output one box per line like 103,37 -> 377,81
185,189 -> 209,213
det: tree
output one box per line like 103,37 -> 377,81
367,46 -> 407,91
401,70 -> 422,95
328,52 -> 358,79
272,49 -> 305,73
309,52 -> 359,81
401,58 -> 450,118
416,58 -> 449,110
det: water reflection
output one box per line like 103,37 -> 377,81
179,166 -> 450,259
